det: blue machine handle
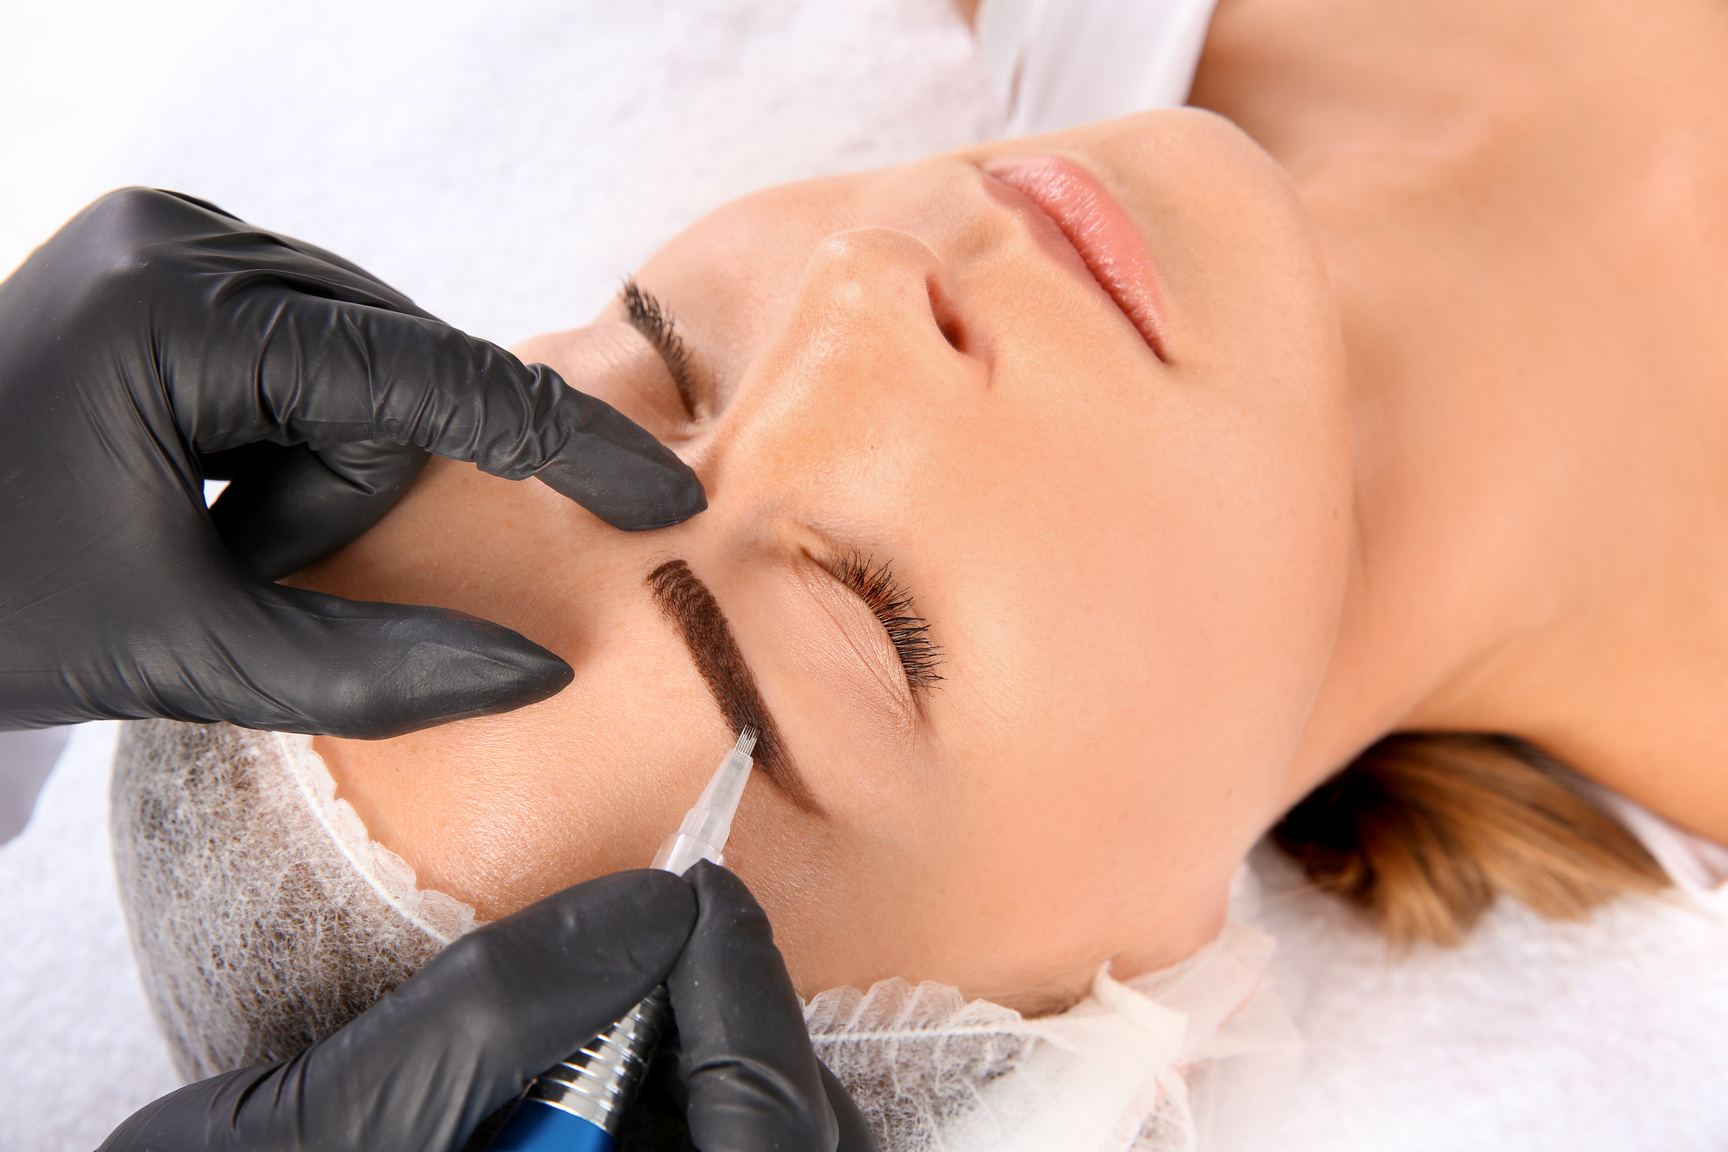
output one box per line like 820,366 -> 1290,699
488,1099 -> 616,1152
484,984 -> 669,1151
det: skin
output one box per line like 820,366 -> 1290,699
299,0 -> 1728,1009
1188,0 -> 1728,827
300,112 -> 1348,1012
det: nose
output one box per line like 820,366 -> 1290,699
711,226 -> 980,450
803,226 -> 948,332
675,225 -> 992,557
796,226 -> 981,369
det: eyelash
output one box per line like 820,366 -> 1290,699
622,277 -> 699,417
830,553 -> 944,693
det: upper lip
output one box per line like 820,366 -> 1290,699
982,156 -> 1171,362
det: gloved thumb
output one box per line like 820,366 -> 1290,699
670,861 -> 850,1152
203,439 -> 429,581
170,581 -> 573,738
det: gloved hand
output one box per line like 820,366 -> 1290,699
99,862 -> 878,1152
0,187 -> 705,738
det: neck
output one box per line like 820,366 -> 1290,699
1193,0 -> 1728,838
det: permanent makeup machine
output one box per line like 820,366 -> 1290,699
488,728 -> 759,1152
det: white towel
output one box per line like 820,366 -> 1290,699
1257,840 -> 1728,1152
975,0 -> 1219,136
97,0 -> 1000,351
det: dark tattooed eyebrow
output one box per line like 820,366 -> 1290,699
621,278 -> 699,419
646,559 -> 819,814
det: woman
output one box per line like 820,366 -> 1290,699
287,108 -> 1346,1014
282,0 -> 1720,989
115,0 -> 1728,1141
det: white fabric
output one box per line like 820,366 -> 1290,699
97,0 -> 1001,352
975,0 -> 1220,136
807,888 -> 1301,1152
5,4 -> 1728,1151
0,724 -> 181,1150
1595,787 -> 1728,896
1258,839 -> 1728,1152
0,727 -> 70,844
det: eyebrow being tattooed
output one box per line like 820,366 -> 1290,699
646,559 -> 819,813
622,278 -> 699,418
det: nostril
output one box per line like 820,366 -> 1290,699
939,316 -> 965,351
928,276 -> 967,353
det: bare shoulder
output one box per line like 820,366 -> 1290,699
1191,0 -> 1728,175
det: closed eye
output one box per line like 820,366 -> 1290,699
823,552 -> 943,693
621,277 -> 700,419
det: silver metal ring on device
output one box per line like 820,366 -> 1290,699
525,984 -> 672,1136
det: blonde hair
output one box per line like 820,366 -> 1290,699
1272,732 -> 1670,946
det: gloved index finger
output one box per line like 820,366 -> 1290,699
669,861 -> 841,1152
221,290 -> 707,531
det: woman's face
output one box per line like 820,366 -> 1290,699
303,109 -> 1351,1011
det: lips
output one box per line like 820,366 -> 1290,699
986,156 -> 1170,361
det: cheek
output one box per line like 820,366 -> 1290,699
720,809 -> 967,998
725,788 -> 1159,1007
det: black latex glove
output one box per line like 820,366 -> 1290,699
0,187 -> 705,738
654,863 -> 877,1152
99,863 -> 877,1152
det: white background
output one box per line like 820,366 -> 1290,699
0,1 -> 236,279
0,1 -> 231,839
